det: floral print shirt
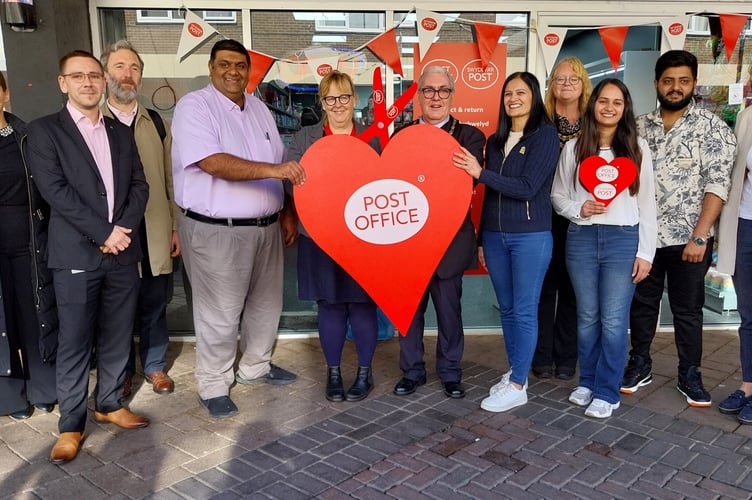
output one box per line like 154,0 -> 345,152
637,100 -> 736,248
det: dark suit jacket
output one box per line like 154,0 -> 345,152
25,108 -> 148,271
396,116 -> 485,279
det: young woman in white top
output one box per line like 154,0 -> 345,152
551,78 -> 657,418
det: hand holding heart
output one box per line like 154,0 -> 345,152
578,155 -> 638,207
580,199 -> 607,218
453,147 -> 483,179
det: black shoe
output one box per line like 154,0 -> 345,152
326,366 -> 345,402
345,366 -> 373,402
9,405 -> 32,421
198,395 -> 239,418
532,366 -> 553,379
442,380 -> 465,399
393,376 -> 426,396
555,367 -> 575,380
677,366 -> 711,407
33,403 -> 55,413
621,354 -> 652,394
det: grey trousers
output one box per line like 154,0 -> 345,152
179,213 -> 284,399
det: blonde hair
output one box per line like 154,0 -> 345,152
319,70 -> 356,127
544,57 -> 592,119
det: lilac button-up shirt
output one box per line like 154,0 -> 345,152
67,101 -> 115,222
171,84 -> 285,218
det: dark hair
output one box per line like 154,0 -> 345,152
59,50 -> 103,74
0,71 -> 6,92
575,79 -> 641,195
654,50 -> 697,81
493,72 -> 551,145
210,39 -> 250,66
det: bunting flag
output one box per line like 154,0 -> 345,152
416,8 -> 446,61
176,10 -> 218,62
305,53 -> 342,83
660,17 -> 689,51
719,13 -> 749,61
366,28 -> 404,76
537,26 -> 568,75
473,22 -> 505,70
246,50 -> 276,94
598,25 -> 629,73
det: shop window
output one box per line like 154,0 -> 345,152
136,9 -> 236,24
314,12 -> 385,33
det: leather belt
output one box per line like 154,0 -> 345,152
183,209 -> 279,227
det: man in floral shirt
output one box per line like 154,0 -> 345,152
622,50 -> 736,407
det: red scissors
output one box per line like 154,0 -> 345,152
358,66 -> 417,150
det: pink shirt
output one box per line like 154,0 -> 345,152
171,84 -> 284,218
108,101 -> 137,127
67,101 -> 115,222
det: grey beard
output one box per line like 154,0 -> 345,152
107,75 -> 139,104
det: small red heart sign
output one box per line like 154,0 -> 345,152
578,155 -> 638,206
294,125 -> 472,334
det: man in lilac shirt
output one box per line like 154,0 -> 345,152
26,50 -> 150,463
172,39 -> 305,418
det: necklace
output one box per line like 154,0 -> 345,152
0,124 -> 13,137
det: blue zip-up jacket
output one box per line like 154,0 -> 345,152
478,123 -> 560,241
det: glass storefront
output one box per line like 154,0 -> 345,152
86,5 -> 751,334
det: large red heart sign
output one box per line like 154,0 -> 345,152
294,125 -> 472,334
579,155 -> 638,207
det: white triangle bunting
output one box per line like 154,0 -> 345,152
416,8 -> 446,61
305,53 -> 342,84
537,26 -> 568,75
177,10 -> 218,62
660,17 -> 689,51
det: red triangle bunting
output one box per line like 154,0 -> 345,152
366,28 -> 404,76
598,26 -> 629,73
719,13 -> 749,61
474,22 -> 505,70
246,50 -> 276,94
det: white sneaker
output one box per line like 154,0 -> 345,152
584,398 -> 620,418
481,383 -> 527,412
490,371 -> 527,395
569,386 -> 594,406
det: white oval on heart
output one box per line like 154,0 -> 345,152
344,179 -> 429,245
595,165 -> 619,182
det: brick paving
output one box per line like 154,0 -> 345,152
2,330 -> 752,499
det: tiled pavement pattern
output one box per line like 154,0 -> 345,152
2,330 -> 752,499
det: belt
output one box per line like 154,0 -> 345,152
183,209 -> 279,227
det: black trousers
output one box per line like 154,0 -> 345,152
533,213 -> 578,370
53,257 -> 139,433
0,252 -> 56,414
399,272 -> 464,382
628,242 -> 713,373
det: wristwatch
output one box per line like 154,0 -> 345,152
692,236 -> 707,246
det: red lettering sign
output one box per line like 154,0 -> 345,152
188,22 -> 203,38
668,23 -> 684,36
421,18 -> 438,31
544,33 -> 560,46
317,64 -> 333,77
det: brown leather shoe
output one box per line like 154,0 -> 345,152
122,374 -> 133,399
94,408 -> 150,429
146,370 -> 175,394
50,432 -> 83,464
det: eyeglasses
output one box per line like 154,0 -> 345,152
61,72 -> 105,83
553,76 -> 582,86
321,94 -> 352,106
420,87 -> 453,99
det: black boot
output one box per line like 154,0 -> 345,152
326,366 -> 345,402
345,366 -> 373,402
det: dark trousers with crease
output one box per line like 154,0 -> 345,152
54,257 -> 139,433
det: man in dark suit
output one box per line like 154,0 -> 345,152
393,66 -> 485,399
25,50 -> 150,464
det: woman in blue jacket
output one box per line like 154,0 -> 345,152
454,72 -> 560,412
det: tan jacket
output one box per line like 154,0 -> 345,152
102,101 -> 176,275
717,105 -> 752,275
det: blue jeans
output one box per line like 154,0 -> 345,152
483,230 -> 552,386
566,224 -> 639,404
734,218 -> 752,382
